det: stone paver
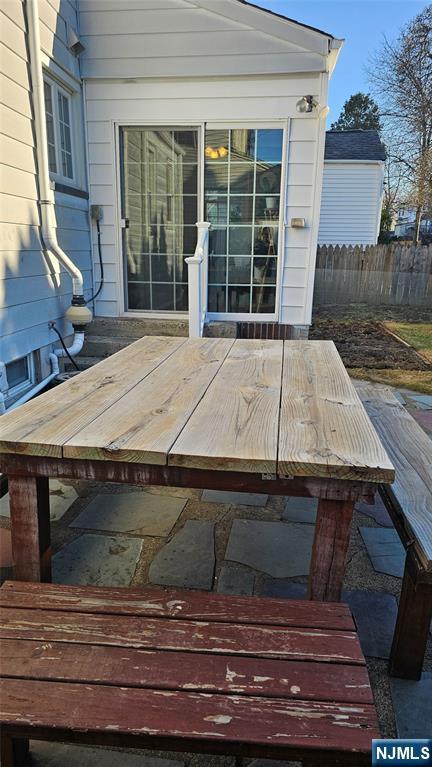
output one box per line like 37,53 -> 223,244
217,564 -> 255,596
149,520 -> 215,590
410,408 -> 432,437
258,580 -> 397,659
53,534 -> 143,587
282,497 -> 317,524
71,492 -> 186,537
225,520 -> 314,578
393,390 -> 406,405
29,743 -> 183,767
390,673 -> 432,738
359,526 -> 405,578
355,497 -> 393,527
0,480 -> 78,522
202,490 -> 268,506
407,393 -> 432,410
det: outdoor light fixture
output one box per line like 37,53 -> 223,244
205,145 -> 228,159
296,95 -> 318,113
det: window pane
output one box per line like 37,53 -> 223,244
255,196 -> 280,222
256,130 -> 283,163
253,257 -> 277,285
230,164 -> 254,194
173,130 -> 198,163
127,253 -> 150,282
231,129 -> 255,161
228,227 -> 252,255
228,256 -> 251,284
228,286 -> 250,312
254,226 -> 278,256
229,196 -> 253,224
175,254 -> 188,283
128,283 -> 151,310
58,91 -> 73,179
151,253 -> 175,282
252,286 -> 276,313
208,285 -> 226,312
206,196 -> 227,225
175,283 -> 188,311
205,163 -> 228,194
6,357 -> 28,387
205,130 -> 229,161
44,81 -> 57,173
152,283 -> 174,310
209,227 -> 227,255
208,256 -> 226,284
256,164 -> 281,194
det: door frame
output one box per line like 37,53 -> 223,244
115,120 -> 205,319
114,119 -> 288,322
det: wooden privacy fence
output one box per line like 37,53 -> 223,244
314,244 -> 432,307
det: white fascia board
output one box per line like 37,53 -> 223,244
324,159 -> 385,166
327,38 -> 344,76
191,0 -> 333,55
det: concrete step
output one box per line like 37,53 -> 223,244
86,317 -> 189,339
81,335 -> 137,358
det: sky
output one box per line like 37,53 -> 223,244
249,0 -> 427,125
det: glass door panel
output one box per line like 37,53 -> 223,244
205,127 -> 283,314
121,127 -> 199,312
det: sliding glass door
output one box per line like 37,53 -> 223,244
120,127 -> 199,312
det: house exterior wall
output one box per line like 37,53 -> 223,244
84,76 -> 326,327
0,0 -> 92,384
318,161 -> 385,246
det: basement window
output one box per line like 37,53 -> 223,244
44,77 -> 74,181
3,355 -> 35,405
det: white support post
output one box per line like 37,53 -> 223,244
186,221 -> 210,338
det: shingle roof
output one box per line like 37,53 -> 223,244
237,1 -> 335,39
325,130 -> 386,161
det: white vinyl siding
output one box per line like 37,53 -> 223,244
0,0 -> 93,372
318,162 -> 385,246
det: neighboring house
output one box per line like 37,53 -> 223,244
0,0 -> 92,408
394,208 -> 432,239
318,129 -> 386,246
0,0 -> 342,406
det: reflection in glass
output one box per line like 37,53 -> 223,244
205,130 -> 229,161
252,286 -> 276,313
254,227 -> 278,256
209,228 -> 227,255
175,284 -> 188,311
255,196 -> 280,222
228,286 -> 250,312
256,164 -> 281,194
208,285 -> 226,312
230,164 -> 254,194
206,197 -> 227,225
205,163 -> 228,194
175,254 -> 188,283
228,257 -> 251,284
253,257 -> 277,285
231,129 -> 255,161
208,256 -> 227,284
229,196 -> 253,224
228,227 -> 252,255
122,127 -> 198,311
256,130 -> 283,163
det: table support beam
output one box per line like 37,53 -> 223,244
9,475 -> 51,583
308,499 -> 354,602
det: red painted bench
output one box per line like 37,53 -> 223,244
0,581 -> 379,766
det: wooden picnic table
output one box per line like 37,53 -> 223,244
0,336 -> 394,601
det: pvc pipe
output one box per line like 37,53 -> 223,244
6,354 -> 60,412
27,0 -> 84,297
55,331 -> 85,358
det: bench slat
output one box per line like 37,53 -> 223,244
0,678 -> 379,757
0,581 -> 355,631
0,638 -> 373,704
0,607 -> 364,664
357,385 -> 432,571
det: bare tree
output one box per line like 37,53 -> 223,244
368,5 -> 432,243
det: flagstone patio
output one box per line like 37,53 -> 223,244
0,381 -> 431,765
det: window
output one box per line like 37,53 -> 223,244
2,355 -> 35,405
44,78 -> 74,180
205,128 -> 284,315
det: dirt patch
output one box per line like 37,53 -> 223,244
310,319 -> 430,370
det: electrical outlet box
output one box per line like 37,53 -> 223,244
90,204 -> 103,222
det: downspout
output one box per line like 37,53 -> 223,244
26,0 -> 92,358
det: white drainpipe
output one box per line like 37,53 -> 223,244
27,0 -> 92,358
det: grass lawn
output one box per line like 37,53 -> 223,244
348,367 -> 432,395
384,322 -> 432,363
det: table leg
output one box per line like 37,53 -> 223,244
389,560 -> 432,680
9,475 -> 51,582
1,733 -> 29,767
308,498 -> 354,602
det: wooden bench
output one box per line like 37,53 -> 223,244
358,384 -> 432,680
0,581 -> 379,766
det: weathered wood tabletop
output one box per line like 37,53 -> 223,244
0,337 -> 394,601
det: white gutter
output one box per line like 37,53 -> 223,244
27,0 -> 92,357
